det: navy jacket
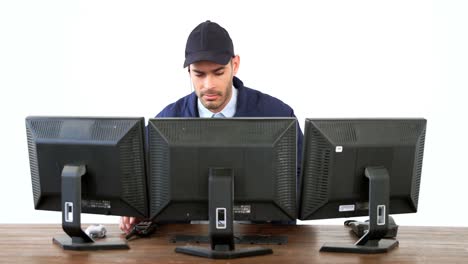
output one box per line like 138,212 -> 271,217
156,76 -> 304,180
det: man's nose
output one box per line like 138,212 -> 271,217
203,74 -> 215,89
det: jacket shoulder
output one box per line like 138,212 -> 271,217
242,86 -> 295,116
156,94 -> 194,117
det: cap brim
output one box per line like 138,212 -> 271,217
184,51 -> 232,68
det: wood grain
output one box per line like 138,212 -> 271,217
0,224 -> 467,264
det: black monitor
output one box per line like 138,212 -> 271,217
299,118 -> 426,253
26,116 -> 148,250
147,118 -> 297,259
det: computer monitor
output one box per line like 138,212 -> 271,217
299,118 -> 426,253
26,116 -> 148,250
147,118 -> 297,259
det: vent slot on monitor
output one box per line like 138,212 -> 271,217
149,125 -> 171,218
274,122 -> 297,218
300,125 -> 332,218
26,125 -> 41,207
411,126 -> 426,210
119,124 -> 147,216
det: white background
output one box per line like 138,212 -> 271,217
0,1 -> 467,226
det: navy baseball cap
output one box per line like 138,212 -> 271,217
183,20 -> 234,68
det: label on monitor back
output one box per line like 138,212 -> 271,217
82,199 -> 111,209
233,205 -> 251,214
339,204 -> 355,212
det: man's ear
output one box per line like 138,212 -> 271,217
231,55 -> 240,76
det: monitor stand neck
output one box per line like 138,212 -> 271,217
175,168 -> 273,259
321,166 -> 399,254
53,165 -> 129,250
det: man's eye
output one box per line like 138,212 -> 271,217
215,72 -> 224,76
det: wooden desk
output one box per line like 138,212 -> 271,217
0,224 -> 467,263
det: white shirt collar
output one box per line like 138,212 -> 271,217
197,86 -> 237,118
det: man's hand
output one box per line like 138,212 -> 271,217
119,216 -> 139,234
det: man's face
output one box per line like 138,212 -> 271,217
189,56 -> 240,113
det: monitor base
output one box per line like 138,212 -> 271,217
175,245 -> 272,259
321,239 -> 398,254
53,236 -> 129,250
172,234 -> 287,245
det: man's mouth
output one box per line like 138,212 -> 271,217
205,94 -> 219,100
202,92 -> 221,101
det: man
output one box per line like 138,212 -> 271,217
120,20 -> 303,234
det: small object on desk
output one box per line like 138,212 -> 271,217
125,221 -> 158,241
84,224 -> 107,239
344,216 -> 399,238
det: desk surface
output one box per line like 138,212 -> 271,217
0,223 -> 467,263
